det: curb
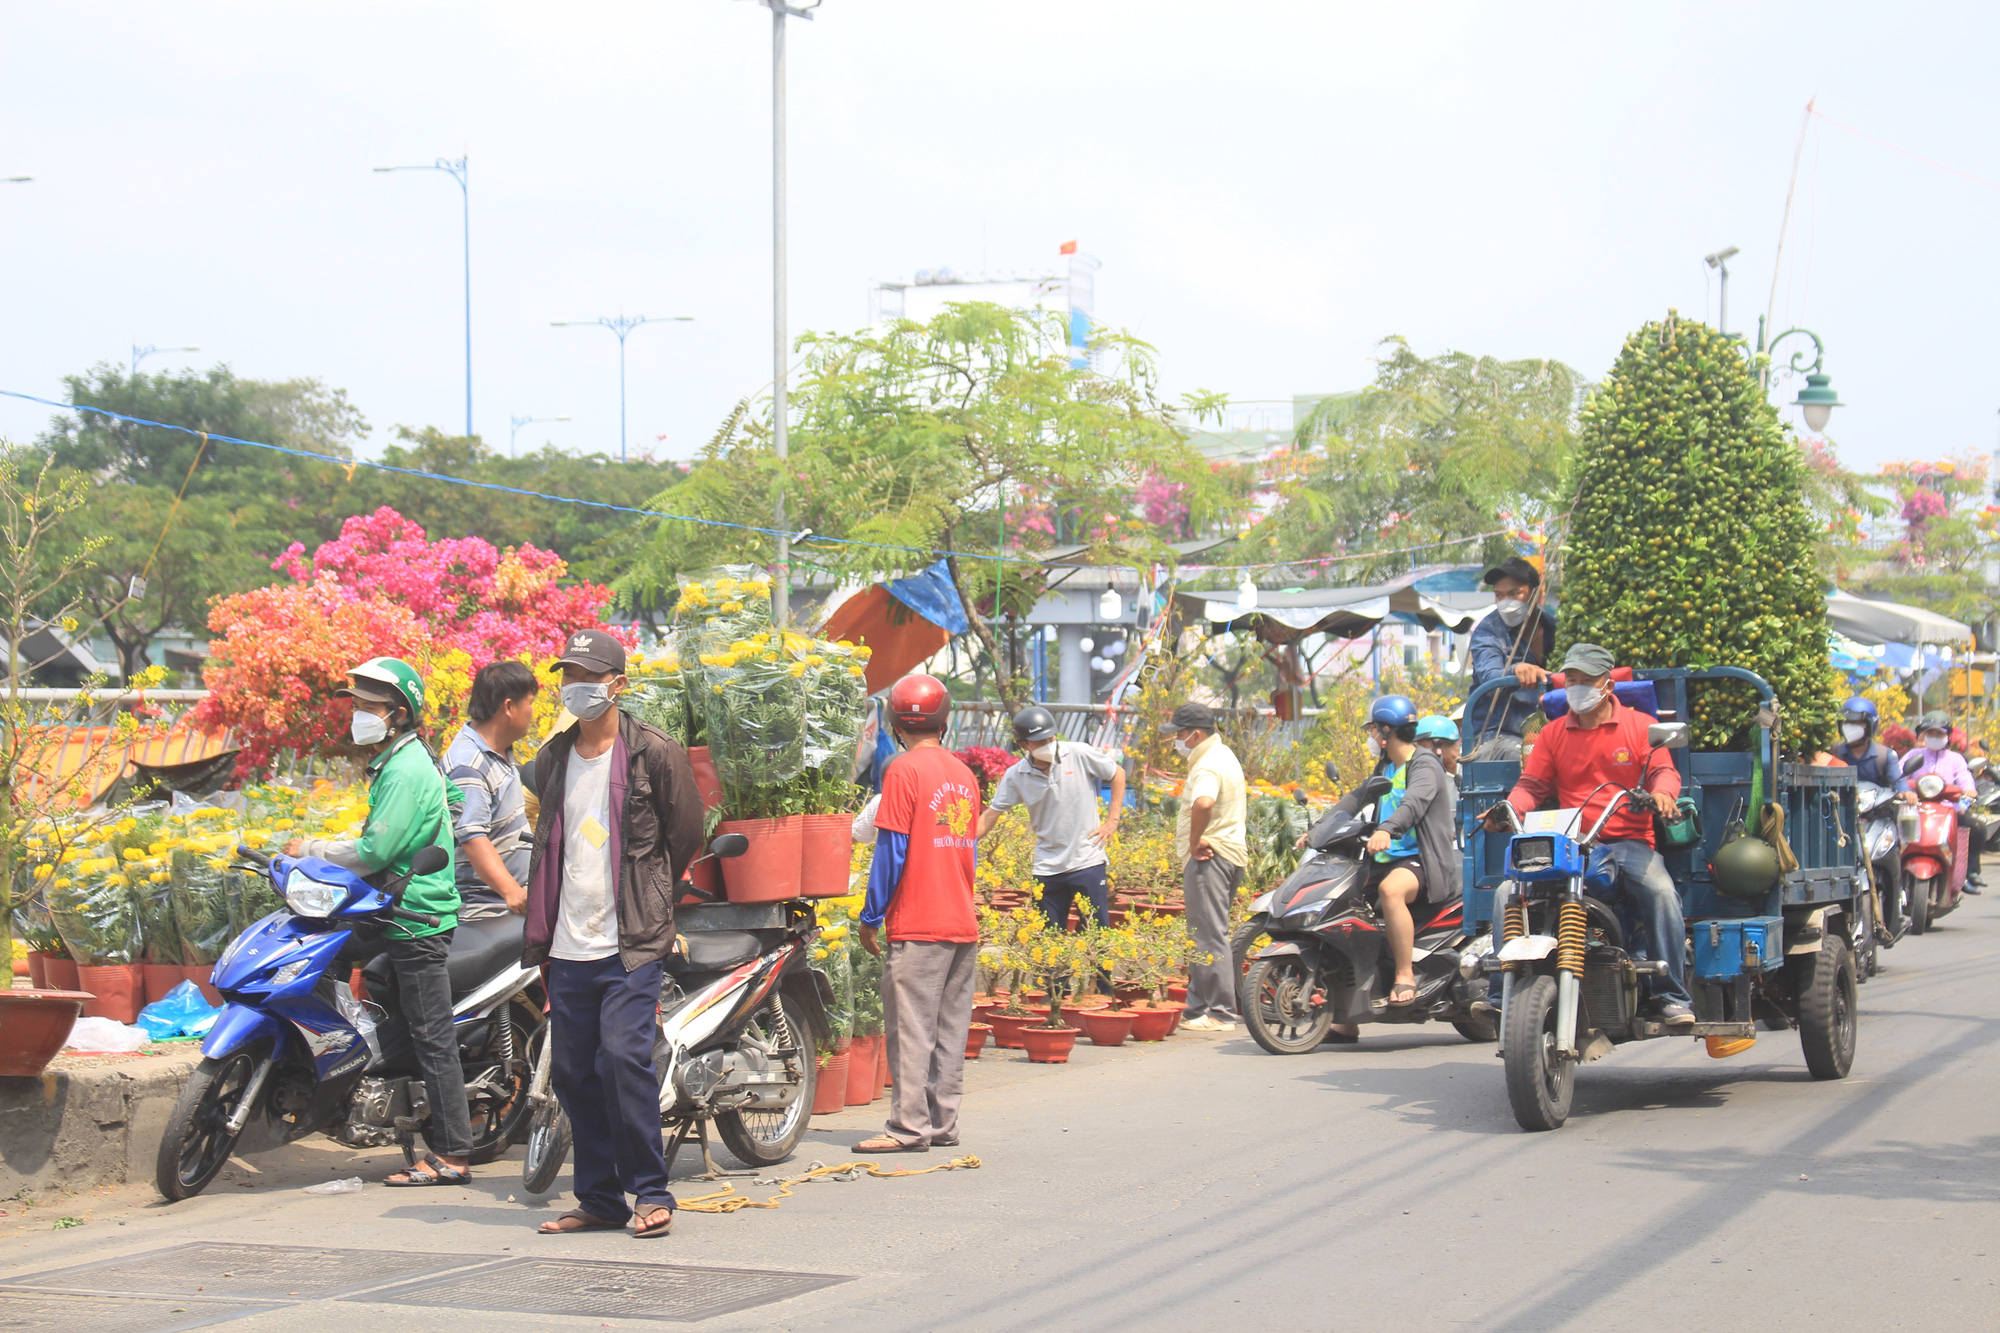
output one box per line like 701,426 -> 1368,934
0,1049 -> 203,1197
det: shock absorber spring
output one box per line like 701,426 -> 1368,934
1501,900 -> 1528,973
1556,899 -> 1588,977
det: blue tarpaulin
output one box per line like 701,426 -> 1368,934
886,560 -> 969,634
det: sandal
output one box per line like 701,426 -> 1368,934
539,1209 -> 623,1234
633,1206 -> 675,1239
385,1153 -> 471,1187
1385,982 -> 1418,1008
853,1135 -> 928,1154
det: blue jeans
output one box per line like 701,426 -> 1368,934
549,955 -> 675,1222
1592,840 -> 1692,1006
1035,864 -> 1110,932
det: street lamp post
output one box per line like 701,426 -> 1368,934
1759,325 -> 1844,433
551,315 -> 691,462
374,157 -> 472,438
131,343 -> 199,377
759,0 -> 816,626
509,414 -> 571,459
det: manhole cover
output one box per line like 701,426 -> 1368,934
3,1243 -> 500,1301
0,1292 -> 280,1331
346,1256 -> 852,1322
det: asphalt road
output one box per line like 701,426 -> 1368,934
5,895 -> 1994,1332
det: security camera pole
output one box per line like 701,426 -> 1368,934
1704,245 -> 1739,337
760,0 -> 818,626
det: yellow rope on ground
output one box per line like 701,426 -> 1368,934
675,1155 -> 983,1214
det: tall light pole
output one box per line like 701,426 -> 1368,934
761,0 -> 816,626
1705,245 -> 1739,336
551,315 -> 691,461
509,413 -> 571,458
131,343 -> 199,376
374,157 -> 472,438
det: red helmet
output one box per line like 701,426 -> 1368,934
888,673 -> 951,733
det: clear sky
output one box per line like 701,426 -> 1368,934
2,2 -> 1994,478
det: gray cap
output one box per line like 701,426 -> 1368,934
1916,710 -> 1951,734
1158,702 -> 1218,734
1559,642 -> 1615,677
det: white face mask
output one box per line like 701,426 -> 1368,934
1027,741 -> 1054,761
1841,723 -> 1868,745
562,681 -> 616,723
1565,683 -> 1606,715
1922,733 -> 1948,752
1172,736 -> 1194,758
1494,598 -> 1529,627
351,710 -> 389,746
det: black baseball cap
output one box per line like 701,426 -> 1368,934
1481,556 -> 1541,589
552,628 -> 627,676
1158,702 -> 1218,734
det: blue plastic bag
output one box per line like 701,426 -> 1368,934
135,980 -> 221,1040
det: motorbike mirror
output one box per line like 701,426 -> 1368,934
408,845 -> 450,877
1970,757 -> 1989,777
1324,759 -> 1341,786
1358,774 -> 1393,801
710,832 -> 751,860
1292,788 -> 1310,806
1646,722 -> 1689,750
1901,750 -> 1926,776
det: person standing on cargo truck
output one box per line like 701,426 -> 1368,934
976,705 -> 1126,935
855,673 -> 982,1154
1465,557 -> 1557,762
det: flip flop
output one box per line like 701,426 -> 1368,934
384,1153 -> 471,1187
634,1207 -> 675,1239
853,1135 -> 928,1154
539,1209 -> 623,1234
1385,982 -> 1418,1008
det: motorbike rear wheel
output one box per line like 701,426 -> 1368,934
1797,936 -> 1857,1081
424,997 -> 539,1166
1452,1012 -> 1498,1044
713,991 -> 816,1169
1502,974 -> 1574,1132
1242,955 -> 1336,1054
1906,875 -> 1932,936
155,1045 -> 265,1202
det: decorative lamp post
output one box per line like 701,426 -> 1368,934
1758,324 -> 1843,434
551,314 -> 691,462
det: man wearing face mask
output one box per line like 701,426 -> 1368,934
447,660 -> 541,921
1162,702 -> 1247,1032
1902,711 -> 1984,892
1465,557 -> 1558,762
1832,697 -> 1907,795
1485,643 -> 1696,1027
977,706 -> 1126,937
287,657 -> 469,1186
523,629 -> 703,1238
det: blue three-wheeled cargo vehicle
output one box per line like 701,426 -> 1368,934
1460,666 -> 1866,1131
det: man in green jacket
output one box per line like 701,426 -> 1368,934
288,656 -> 468,1186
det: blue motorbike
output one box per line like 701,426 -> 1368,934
155,843 -> 543,1200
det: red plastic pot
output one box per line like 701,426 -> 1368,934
182,965 -> 223,1007
800,813 -> 855,899
686,746 -> 725,812
964,1022 -> 992,1060
845,1033 -> 881,1105
812,1046 -> 850,1114
1128,1005 -> 1179,1042
1166,983 -> 1188,1005
26,951 -> 49,988
1021,1025 -> 1081,1064
986,1011 -> 1032,1049
76,964 -> 143,1023
719,816 -> 804,902
1078,1009 -> 1133,1047
143,963 -> 185,1006
1111,985 -> 1149,1007
0,990 -> 90,1077
44,953 -> 80,993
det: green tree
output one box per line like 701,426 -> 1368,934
1250,339 -> 1585,579
1837,455 -> 2000,632
619,303 -> 1241,704
1560,313 -> 1840,749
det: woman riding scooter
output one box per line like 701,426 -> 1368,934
1903,712 -> 1984,894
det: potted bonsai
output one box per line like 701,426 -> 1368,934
1020,928 -> 1083,1064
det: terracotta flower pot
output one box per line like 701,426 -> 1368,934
182,965 -> 223,1008
1078,1009 -> 1133,1047
1112,985 -> 1149,1007
143,963 -> 185,1006
1127,1005 -> 1179,1042
964,1022 -> 992,1060
719,816 -> 804,903
44,953 -> 80,993
800,813 -> 856,899
76,964 -> 143,1024
686,746 -> 726,812
812,1046 -> 850,1114
1021,1025 -> 1081,1064
0,990 -> 90,1077
845,1033 -> 881,1105
986,1011 -> 1033,1049
26,951 -> 49,988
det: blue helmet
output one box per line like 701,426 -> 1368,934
1369,695 -> 1418,730
1415,714 -> 1460,743
1840,696 -> 1877,725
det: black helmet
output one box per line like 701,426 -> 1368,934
1012,705 -> 1058,745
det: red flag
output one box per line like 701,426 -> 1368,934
1058,239 -> 1078,255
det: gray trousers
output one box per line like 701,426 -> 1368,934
1182,855 -> 1245,1021
882,939 -> 978,1147
1466,734 -> 1524,762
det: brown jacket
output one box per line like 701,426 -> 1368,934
522,710 -> 703,970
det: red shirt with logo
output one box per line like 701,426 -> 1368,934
1506,701 -> 1680,846
875,746 -> 982,942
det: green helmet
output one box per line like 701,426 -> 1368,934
1711,834 -> 1780,901
337,656 -> 426,728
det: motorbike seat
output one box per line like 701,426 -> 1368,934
665,929 -> 763,975
445,914 -> 527,998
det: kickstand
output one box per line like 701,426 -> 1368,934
694,1118 -> 726,1181
662,1120 -> 692,1180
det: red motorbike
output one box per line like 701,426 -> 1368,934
1899,767 -> 1968,936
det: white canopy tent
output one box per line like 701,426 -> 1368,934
1824,591 -> 1973,649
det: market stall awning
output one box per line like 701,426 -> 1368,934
1826,591 -> 1974,649
1173,581 -> 1481,644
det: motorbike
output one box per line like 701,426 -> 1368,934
1899,756 -> 1969,935
1239,772 -> 1496,1055
1854,780 -> 1902,969
521,833 -> 835,1194
157,844 -> 542,1201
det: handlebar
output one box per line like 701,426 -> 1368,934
392,907 -> 442,928
236,844 -> 272,868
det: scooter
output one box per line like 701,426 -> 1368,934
1899,759 -> 1968,935
521,833 -> 835,1193
1854,780 -> 1902,967
157,844 -> 543,1201
1239,773 -> 1495,1055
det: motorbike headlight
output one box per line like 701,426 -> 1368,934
1866,824 -> 1895,860
1917,774 -> 1945,801
284,868 -> 347,918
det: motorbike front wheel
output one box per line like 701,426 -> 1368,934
713,991 -> 817,1169
521,1099 -> 572,1195
1502,974 -> 1574,1132
1853,883 -> 1879,980
1906,875 -> 1933,936
155,1047 -> 265,1201
1230,915 -> 1271,1011
1242,955 -> 1335,1054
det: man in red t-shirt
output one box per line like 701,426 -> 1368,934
854,674 -> 981,1153
1484,643 -> 1694,1026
